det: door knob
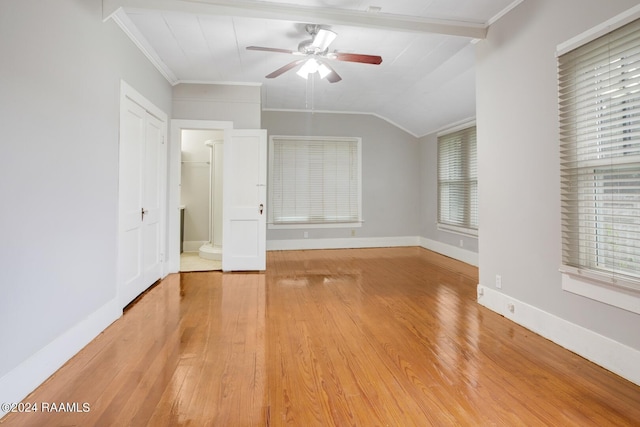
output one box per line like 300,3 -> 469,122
141,208 -> 148,221
259,204 -> 264,215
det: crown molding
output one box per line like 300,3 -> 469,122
109,8 -> 178,84
104,0 -> 487,39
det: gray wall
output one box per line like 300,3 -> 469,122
0,0 -> 172,380
419,132 -> 479,253
172,83 -> 261,128
476,0 -> 640,349
263,111 -> 420,242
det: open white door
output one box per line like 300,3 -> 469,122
222,129 -> 267,271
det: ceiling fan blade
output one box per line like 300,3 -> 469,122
265,59 -> 306,79
332,52 -> 383,65
311,28 -> 337,51
246,46 -> 296,55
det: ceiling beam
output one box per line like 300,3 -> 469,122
103,0 -> 487,39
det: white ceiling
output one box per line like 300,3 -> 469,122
106,0 -> 523,136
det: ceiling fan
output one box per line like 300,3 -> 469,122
246,24 -> 383,83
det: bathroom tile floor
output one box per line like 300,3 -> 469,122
180,252 -> 222,272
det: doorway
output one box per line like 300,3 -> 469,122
168,120 -> 267,273
180,129 -> 223,272
168,120 -> 233,273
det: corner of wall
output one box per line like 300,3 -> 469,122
476,284 -> 640,387
419,237 -> 478,267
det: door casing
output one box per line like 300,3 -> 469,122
118,81 -> 168,308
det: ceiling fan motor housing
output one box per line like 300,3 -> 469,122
298,39 -> 324,55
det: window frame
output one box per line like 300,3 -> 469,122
437,122 -> 478,237
557,6 -> 640,312
267,135 -> 362,230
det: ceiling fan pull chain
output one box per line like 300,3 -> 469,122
311,72 -> 315,113
305,75 -> 309,109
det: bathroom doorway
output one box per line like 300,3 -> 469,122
169,120 -> 233,273
180,129 -> 223,272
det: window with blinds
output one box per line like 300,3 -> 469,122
437,125 -> 478,235
268,136 -> 362,227
558,18 -> 640,291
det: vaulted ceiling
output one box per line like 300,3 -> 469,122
105,0 -> 523,136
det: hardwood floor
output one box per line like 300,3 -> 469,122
3,247 -> 640,426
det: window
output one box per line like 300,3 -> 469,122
268,135 -> 362,228
437,125 -> 478,235
558,17 -> 640,292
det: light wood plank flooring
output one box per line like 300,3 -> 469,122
3,247 -> 640,426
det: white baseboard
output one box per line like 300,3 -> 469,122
266,236 -> 420,251
183,240 -> 207,253
419,237 -> 478,266
477,284 -> 640,387
0,299 -> 121,419
266,236 -> 480,269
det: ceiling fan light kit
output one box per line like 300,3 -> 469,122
247,24 -> 382,83
296,58 -> 332,80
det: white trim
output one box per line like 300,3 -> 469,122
103,0 -> 487,38
436,119 -> 476,137
562,273 -> 640,315
419,237 -> 478,267
477,285 -> 640,387
110,9 -> 178,85
437,222 -> 478,237
370,113 -> 419,138
0,300 -> 121,419
556,4 -> 640,56
263,107 -> 368,115
120,80 -> 167,122
268,222 -> 363,230
177,80 -> 262,87
119,81 -> 169,307
266,237 -> 480,267
266,236 -> 419,251
168,120 -> 234,274
173,96 -> 260,105
486,0 -> 524,27
262,108 -> 419,138
430,116 -> 476,137
183,240 -> 209,253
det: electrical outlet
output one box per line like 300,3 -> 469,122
507,302 -> 515,313
459,239 -> 464,247
303,231 -> 309,238
495,275 -> 502,289
351,229 -> 356,237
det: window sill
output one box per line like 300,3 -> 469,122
561,270 -> 640,315
268,221 -> 363,230
437,223 -> 478,238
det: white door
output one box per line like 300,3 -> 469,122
222,129 -> 267,271
118,96 -> 165,306
141,114 -> 164,283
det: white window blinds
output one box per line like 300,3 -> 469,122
269,136 -> 361,226
437,126 -> 478,233
558,18 -> 640,290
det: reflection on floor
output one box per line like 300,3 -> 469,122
180,252 -> 222,272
